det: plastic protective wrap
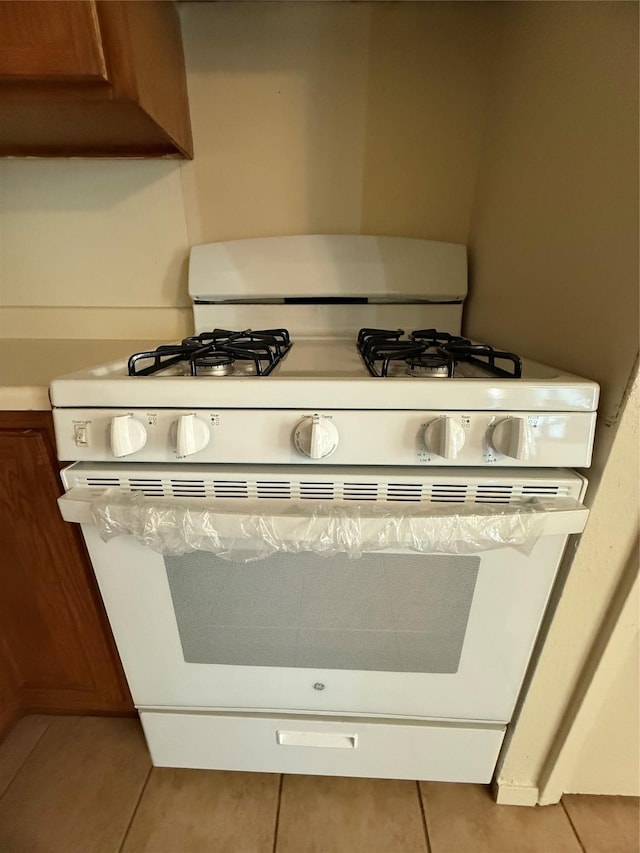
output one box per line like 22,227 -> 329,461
87,488 -> 577,562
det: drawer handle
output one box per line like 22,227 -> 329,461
276,731 -> 357,749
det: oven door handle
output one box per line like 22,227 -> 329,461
57,488 -> 589,537
58,488 -> 99,523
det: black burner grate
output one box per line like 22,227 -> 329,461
128,329 -> 292,377
358,328 -> 522,378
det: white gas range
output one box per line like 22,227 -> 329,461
52,235 -> 598,784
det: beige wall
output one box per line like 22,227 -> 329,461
0,2 -> 496,339
566,613 -> 639,797
180,1 -> 495,245
179,1 -> 371,243
467,2 -> 639,802
0,160 -> 192,339
465,2 -> 639,423
361,2 -> 495,243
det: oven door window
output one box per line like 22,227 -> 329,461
165,552 -> 479,675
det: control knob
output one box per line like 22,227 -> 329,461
294,415 -> 339,459
423,416 -> 466,460
491,417 -> 534,460
110,415 -> 147,458
176,414 -> 210,458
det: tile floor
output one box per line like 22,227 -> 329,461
0,715 -> 638,853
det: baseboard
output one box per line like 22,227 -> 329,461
493,778 -> 540,807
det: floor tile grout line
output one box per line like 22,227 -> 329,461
561,798 -> 588,853
117,764 -> 153,853
416,781 -> 432,853
0,715 -> 54,805
272,774 -> 284,853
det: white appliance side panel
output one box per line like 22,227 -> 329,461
188,235 -> 467,301
140,711 -> 505,783
80,524 -> 570,723
54,408 -> 597,468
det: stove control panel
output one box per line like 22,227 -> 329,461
54,408 -> 597,467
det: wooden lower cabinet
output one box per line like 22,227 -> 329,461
0,411 -> 133,739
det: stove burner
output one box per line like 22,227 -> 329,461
358,328 -> 522,379
193,353 -> 235,376
405,355 -> 452,378
128,328 -> 292,377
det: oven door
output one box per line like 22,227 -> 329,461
59,489 -> 587,724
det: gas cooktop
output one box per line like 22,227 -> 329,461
357,328 -> 522,379
125,327 -> 523,381
128,329 -> 292,377
50,328 -> 599,414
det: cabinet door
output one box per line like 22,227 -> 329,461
0,1 -> 107,83
0,646 -> 19,739
0,1 -> 192,157
0,412 -> 132,726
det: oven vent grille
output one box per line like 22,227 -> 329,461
212,480 -> 249,499
300,482 -> 335,500
428,484 -> 468,503
343,483 -> 379,501
521,485 -> 560,496
128,478 -> 165,497
387,483 -> 425,502
85,477 -> 121,487
474,484 -> 514,504
78,476 -> 570,504
171,479 -> 207,498
256,481 -> 292,500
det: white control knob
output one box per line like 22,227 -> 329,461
176,414 -> 210,458
491,417 -> 534,460
423,417 -> 466,460
294,415 -> 339,459
110,415 -> 147,458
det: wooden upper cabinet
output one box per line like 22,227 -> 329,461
0,0 -> 193,158
0,2 -> 107,82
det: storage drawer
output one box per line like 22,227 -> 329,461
139,710 -> 506,783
